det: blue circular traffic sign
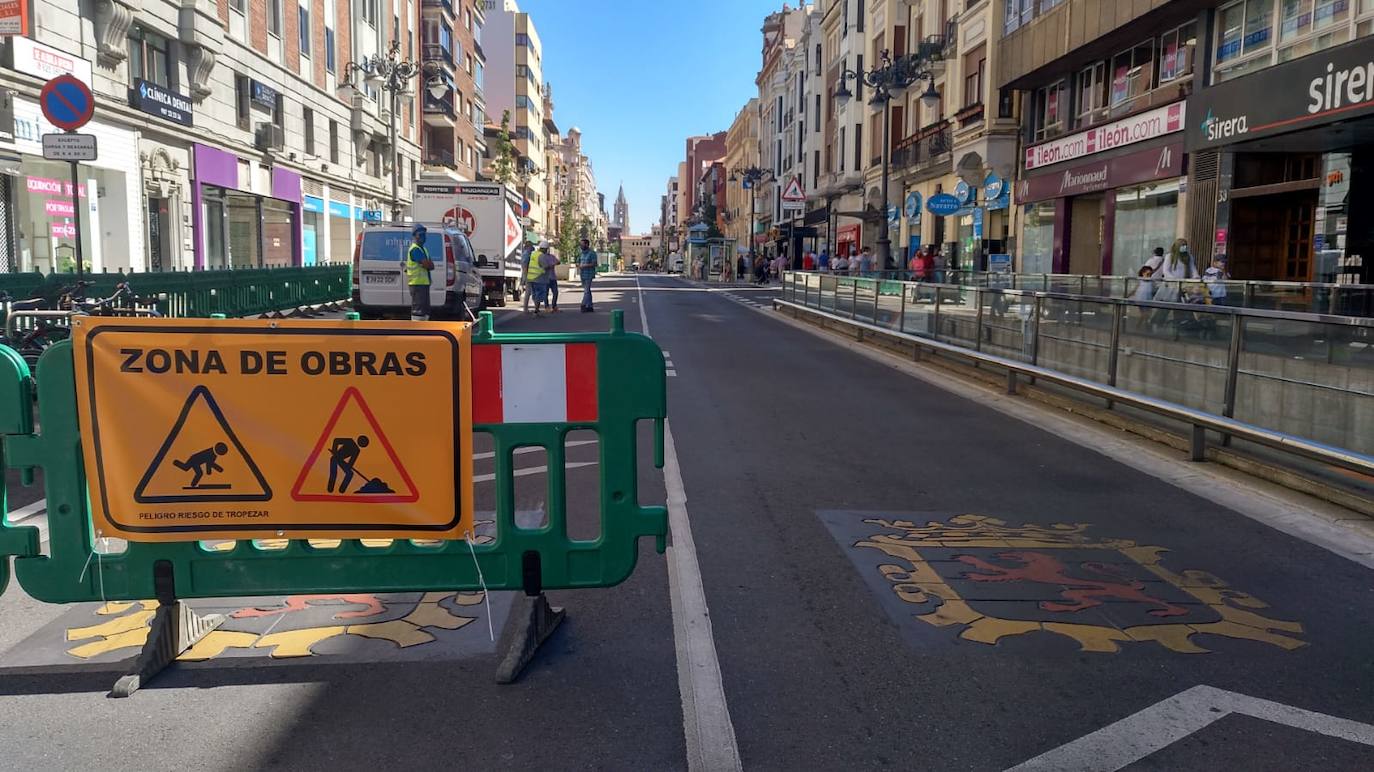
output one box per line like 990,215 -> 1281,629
40,75 -> 94,132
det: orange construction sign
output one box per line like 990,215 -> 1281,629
71,318 -> 473,542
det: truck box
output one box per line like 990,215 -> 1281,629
414,181 -> 525,305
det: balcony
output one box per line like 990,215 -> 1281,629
423,44 -> 455,72
891,120 -> 952,181
421,0 -> 455,20
424,149 -> 457,169
423,92 -> 457,126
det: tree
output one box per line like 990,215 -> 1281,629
556,193 -> 579,263
491,110 -> 516,185
702,199 -> 723,239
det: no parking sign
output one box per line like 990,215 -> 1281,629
40,74 -> 94,131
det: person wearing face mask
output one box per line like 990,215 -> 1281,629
1153,238 -> 1199,303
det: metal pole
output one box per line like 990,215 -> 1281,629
933,286 -> 942,341
389,86 -> 401,222
1221,314 -> 1244,447
1106,301 -> 1123,410
878,94 -> 893,271
898,280 -> 906,333
974,288 -> 985,353
70,158 -> 84,279
850,279 -> 858,320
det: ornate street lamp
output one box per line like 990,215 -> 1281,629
835,50 -> 940,270
341,41 -> 444,222
729,165 -> 773,266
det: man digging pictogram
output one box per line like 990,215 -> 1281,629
327,435 -> 395,495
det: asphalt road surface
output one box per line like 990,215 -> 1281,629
1,273 -> 1372,771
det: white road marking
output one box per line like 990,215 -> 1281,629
472,461 -> 596,483
637,276 -> 742,772
666,371 -> 678,377
1008,685 -> 1374,771
5,498 -> 46,523
472,441 -> 597,461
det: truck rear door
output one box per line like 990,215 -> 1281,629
357,230 -> 410,307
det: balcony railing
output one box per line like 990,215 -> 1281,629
424,92 -> 456,118
423,44 -> 454,68
425,149 -> 457,168
891,120 -> 952,174
421,0 -> 454,17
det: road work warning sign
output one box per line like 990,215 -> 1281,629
71,318 -> 473,541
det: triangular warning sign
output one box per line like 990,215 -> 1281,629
290,387 -> 419,504
781,176 -> 805,201
134,386 -> 272,504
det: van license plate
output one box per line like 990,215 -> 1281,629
362,273 -> 398,285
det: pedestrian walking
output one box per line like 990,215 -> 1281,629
818,249 -> 830,272
1153,238 -> 1199,303
1132,264 -> 1157,329
858,246 -> 876,277
406,225 -> 435,321
578,238 -> 598,312
833,253 -> 849,275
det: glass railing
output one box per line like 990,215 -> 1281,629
798,270 -> 1374,318
782,272 -> 1374,458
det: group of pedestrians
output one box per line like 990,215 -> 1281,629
1129,238 -> 1233,333
521,238 -> 600,316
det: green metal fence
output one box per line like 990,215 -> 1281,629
0,265 -> 352,321
0,311 -> 668,604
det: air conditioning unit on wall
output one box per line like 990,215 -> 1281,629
255,123 -> 285,153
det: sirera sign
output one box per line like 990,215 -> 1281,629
1188,36 -> 1374,151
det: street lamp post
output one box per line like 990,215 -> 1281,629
342,41 -> 448,222
729,166 -> 773,270
835,50 -> 941,270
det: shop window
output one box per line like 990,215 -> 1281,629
1158,23 -> 1197,83
1109,40 -> 1155,107
1215,0 -> 1276,81
1021,202 -> 1056,274
329,119 -> 340,164
1113,181 -> 1181,276
128,26 -> 171,88
304,107 -> 315,155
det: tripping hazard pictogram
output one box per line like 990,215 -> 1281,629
134,386 -> 272,504
291,387 -> 419,503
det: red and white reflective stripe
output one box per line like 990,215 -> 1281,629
472,343 -> 598,424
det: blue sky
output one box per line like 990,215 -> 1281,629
517,0 -> 784,235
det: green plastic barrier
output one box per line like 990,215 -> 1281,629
1,265 -> 352,319
0,311 -> 667,604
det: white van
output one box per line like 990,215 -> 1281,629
351,224 -> 484,319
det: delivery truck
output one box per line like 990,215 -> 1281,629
413,181 -> 526,306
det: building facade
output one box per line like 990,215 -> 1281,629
999,0 -> 1197,276
815,0 -> 869,258
483,0 -> 546,237
613,184 -> 629,233
722,98 -> 760,251
0,0 -> 421,273
420,0 -> 486,181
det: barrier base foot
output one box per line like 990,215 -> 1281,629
495,592 -> 564,685
110,601 -> 226,698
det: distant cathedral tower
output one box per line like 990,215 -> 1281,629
613,184 -> 630,233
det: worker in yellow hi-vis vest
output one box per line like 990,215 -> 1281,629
407,224 -> 435,321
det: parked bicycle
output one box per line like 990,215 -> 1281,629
2,281 -> 160,371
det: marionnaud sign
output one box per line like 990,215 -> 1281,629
1026,101 -> 1186,170
129,79 -> 192,126
1188,36 -> 1374,151
926,193 -> 961,216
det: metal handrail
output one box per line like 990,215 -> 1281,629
797,270 -> 1374,319
778,273 -> 1374,478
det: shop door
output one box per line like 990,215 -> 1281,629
1282,200 -> 1315,282
1228,193 -> 1316,281
203,199 -> 228,268
147,198 -> 168,271
1069,195 -> 1104,275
